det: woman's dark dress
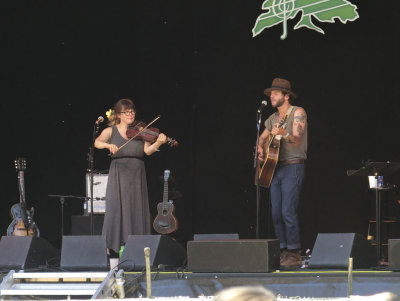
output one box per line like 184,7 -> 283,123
102,125 -> 151,253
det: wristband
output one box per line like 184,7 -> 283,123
283,132 -> 290,138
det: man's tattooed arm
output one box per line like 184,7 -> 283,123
284,108 -> 307,145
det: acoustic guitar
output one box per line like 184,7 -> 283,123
7,158 -> 40,237
257,115 -> 289,188
153,170 -> 178,234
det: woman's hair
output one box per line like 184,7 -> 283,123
108,98 -> 136,126
213,286 -> 276,301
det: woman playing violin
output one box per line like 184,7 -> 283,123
94,98 -> 167,258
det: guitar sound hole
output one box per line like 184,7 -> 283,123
162,210 -> 168,216
158,221 -> 169,228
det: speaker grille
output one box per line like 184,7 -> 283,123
389,239 -> 400,269
308,233 -> 377,269
187,239 -> 279,273
60,235 -> 108,271
0,236 -> 58,270
119,235 -> 186,271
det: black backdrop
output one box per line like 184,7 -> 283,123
2,1 -> 400,250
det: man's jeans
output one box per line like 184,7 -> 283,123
270,163 -> 305,250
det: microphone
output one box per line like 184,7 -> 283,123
95,116 -> 104,124
257,100 -> 268,113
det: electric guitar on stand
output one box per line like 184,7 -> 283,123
153,170 -> 178,234
7,158 -> 40,237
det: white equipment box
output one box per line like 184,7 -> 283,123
85,173 -> 108,214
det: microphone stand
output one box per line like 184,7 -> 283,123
253,109 -> 262,239
87,121 -> 100,235
48,194 -> 89,241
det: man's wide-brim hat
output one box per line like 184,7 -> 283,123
264,78 -> 296,99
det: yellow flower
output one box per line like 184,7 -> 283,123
105,109 -> 114,119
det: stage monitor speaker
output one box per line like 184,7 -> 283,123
388,239 -> 400,269
60,235 -> 108,271
308,233 -> 378,269
119,235 -> 186,271
0,236 -> 59,270
187,239 -> 280,273
193,233 -> 239,240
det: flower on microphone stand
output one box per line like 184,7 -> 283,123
105,109 -> 114,119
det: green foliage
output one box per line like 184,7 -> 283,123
252,0 -> 359,38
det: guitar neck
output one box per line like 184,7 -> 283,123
18,171 -> 26,206
267,114 -> 289,144
162,179 -> 168,208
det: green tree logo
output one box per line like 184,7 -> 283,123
252,0 -> 359,40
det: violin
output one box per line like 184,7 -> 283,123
126,121 -> 178,147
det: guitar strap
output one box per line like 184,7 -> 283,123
275,106 -> 293,139
281,106 -> 293,129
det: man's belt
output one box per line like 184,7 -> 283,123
278,159 -> 305,167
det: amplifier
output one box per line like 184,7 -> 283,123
85,173 -> 108,214
83,200 -> 106,214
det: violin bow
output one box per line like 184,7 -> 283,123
116,115 -> 161,153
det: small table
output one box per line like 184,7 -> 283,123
347,161 -> 400,262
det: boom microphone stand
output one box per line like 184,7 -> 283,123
48,194 -> 89,239
254,112 -> 262,239
87,116 -> 103,235
253,100 -> 268,239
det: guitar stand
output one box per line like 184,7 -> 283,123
347,161 -> 400,262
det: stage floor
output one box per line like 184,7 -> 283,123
124,269 -> 400,299
0,268 -> 400,300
